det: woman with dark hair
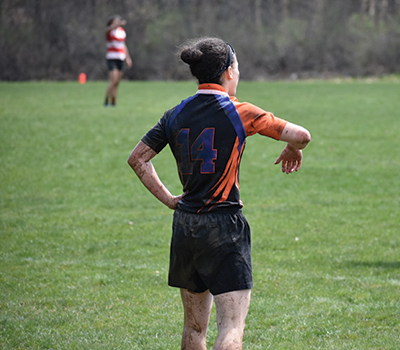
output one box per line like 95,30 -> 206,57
128,37 -> 311,349
104,15 -> 132,107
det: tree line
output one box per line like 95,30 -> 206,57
1,0 -> 400,81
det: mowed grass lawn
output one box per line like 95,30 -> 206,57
1,78 -> 399,349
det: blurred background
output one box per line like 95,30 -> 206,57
1,0 -> 400,81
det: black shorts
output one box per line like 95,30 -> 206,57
168,209 -> 253,295
107,59 -> 124,71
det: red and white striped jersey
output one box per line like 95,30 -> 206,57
106,27 -> 126,60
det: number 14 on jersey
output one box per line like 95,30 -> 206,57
177,128 -> 217,175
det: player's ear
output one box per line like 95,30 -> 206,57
225,66 -> 233,80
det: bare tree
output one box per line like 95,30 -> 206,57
0,0 -> 399,80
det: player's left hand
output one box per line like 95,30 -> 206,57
167,193 -> 186,210
126,57 -> 133,68
274,144 -> 303,174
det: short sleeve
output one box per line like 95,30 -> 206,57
233,101 -> 287,140
141,112 -> 169,153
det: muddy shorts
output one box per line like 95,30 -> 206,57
168,208 -> 253,295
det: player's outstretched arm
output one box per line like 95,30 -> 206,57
128,141 -> 184,209
275,122 -> 311,174
105,18 -> 126,33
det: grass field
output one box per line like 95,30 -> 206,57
1,78 -> 399,349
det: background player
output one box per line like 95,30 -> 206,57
128,37 -> 311,349
104,15 -> 132,107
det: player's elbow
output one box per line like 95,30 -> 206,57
280,123 -> 311,149
288,128 -> 311,150
298,129 -> 311,148
128,153 -> 148,181
128,141 -> 157,176
127,152 -> 140,172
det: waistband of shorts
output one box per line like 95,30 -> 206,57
176,207 -> 242,216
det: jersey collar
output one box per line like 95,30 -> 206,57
197,83 -> 229,97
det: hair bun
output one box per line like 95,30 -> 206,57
181,47 -> 203,65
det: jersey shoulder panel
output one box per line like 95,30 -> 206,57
141,106 -> 177,153
232,100 -> 288,140
141,93 -> 198,154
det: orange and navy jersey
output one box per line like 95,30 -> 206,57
141,83 -> 287,213
106,27 -> 126,60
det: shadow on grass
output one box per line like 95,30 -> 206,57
345,261 -> 400,269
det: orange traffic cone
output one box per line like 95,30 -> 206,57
79,73 -> 87,84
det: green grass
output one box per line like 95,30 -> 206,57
1,78 -> 399,349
